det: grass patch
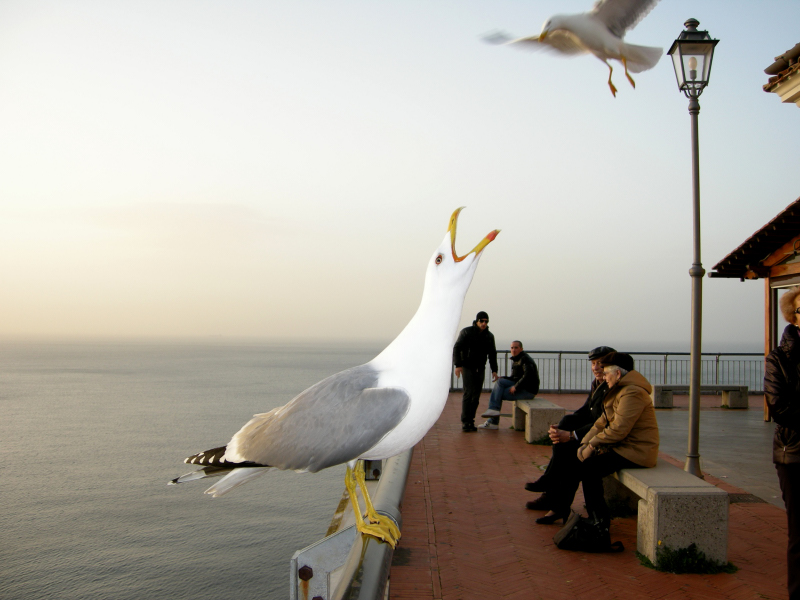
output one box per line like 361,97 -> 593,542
636,543 -> 737,574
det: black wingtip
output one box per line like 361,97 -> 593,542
184,445 -> 228,466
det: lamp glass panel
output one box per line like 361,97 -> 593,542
682,53 -> 705,82
678,42 -> 714,83
671,51 -> 686,87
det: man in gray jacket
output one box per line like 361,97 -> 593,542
480,340 -> 539,429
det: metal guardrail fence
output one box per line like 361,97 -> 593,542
290,449 -> 412,600
451,350 -> 765,394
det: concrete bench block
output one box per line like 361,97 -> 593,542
512,402 -> 527,432
513,399 -> 565,443
615,461 -> 712,496
721,386 -> 749,409
602,475 -> 640,515
637,486 -> 729,565
652,388 -> 674,409
603,459 -> 729,564
651,384 -> 749,410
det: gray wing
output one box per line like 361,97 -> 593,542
504,31 -> 588,56
590,0 -> 660,38
226,364 -> 410,473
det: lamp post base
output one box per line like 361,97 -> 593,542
684,455 -> 703,479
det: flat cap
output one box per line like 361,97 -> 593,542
588,346 -> 615,360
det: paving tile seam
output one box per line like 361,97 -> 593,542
420,437 -> 444,600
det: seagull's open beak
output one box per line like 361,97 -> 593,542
538,29 -> 548,42
447,207 -> 500,263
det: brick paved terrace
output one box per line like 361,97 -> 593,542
389,392 -> 788,600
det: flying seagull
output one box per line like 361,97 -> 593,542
170,208 -> 499,548
485,0 -> 662,97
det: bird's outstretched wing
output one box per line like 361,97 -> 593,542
484,30 -> 587,56
223,364 -> 411,473
591,0 -> 660,38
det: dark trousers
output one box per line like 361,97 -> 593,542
460,367 -> 485,426
550,449 -> 639,521
540,438 -> 581,490
777,463 -> 800,600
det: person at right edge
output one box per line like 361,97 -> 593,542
453,311 -> 498,432
764,285 -> 800,600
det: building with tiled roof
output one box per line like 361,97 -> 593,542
763,42 -> 800,107
710,197 -> 800,363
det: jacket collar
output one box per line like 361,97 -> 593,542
510,352 -> 526,364
610,370 -> 653,395
780,324 -> 800,358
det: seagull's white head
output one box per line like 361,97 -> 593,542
373,207 -> 498,369
539,15 -> 567,41
420,207 -> 499,306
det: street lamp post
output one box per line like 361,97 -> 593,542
667,19 -> 719,478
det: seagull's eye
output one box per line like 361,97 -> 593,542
435,254 -> 443,265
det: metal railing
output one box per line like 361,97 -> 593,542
290,449 -> 412,600
451,350 -> 765,394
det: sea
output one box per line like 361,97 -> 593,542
0,338 -> 384,600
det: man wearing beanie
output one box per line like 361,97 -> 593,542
453,311 -> 498,432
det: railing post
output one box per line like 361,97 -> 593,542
557,352 -> 562,393
715,354 -> 720,385
663,354 -> 668,385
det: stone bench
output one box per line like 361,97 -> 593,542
651,384 -> 749,409
603,458 -> 729,564
513,398 -> 565,444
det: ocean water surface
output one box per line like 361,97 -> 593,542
0,339 -> 383,600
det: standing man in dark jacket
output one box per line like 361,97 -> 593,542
453,311 -> 498,432
480,340 -> 539,429
524,346 -> 615,510
765,286 -> 800,600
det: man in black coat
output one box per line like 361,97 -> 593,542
765,286 -> 800,600
524,346 -> 615,510
453,311 -> 498,432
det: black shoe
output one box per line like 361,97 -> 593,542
524,478 -> 547,493
525,494 -> 551,511
462,423 -> 477,432
535,510 -> 570,525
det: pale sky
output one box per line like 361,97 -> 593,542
1,0 -> 798,352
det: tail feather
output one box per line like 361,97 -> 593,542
169,444 -> 271,488
204,467 -> 271,498
169,466 -> 233,485
621,43 -> 662,73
